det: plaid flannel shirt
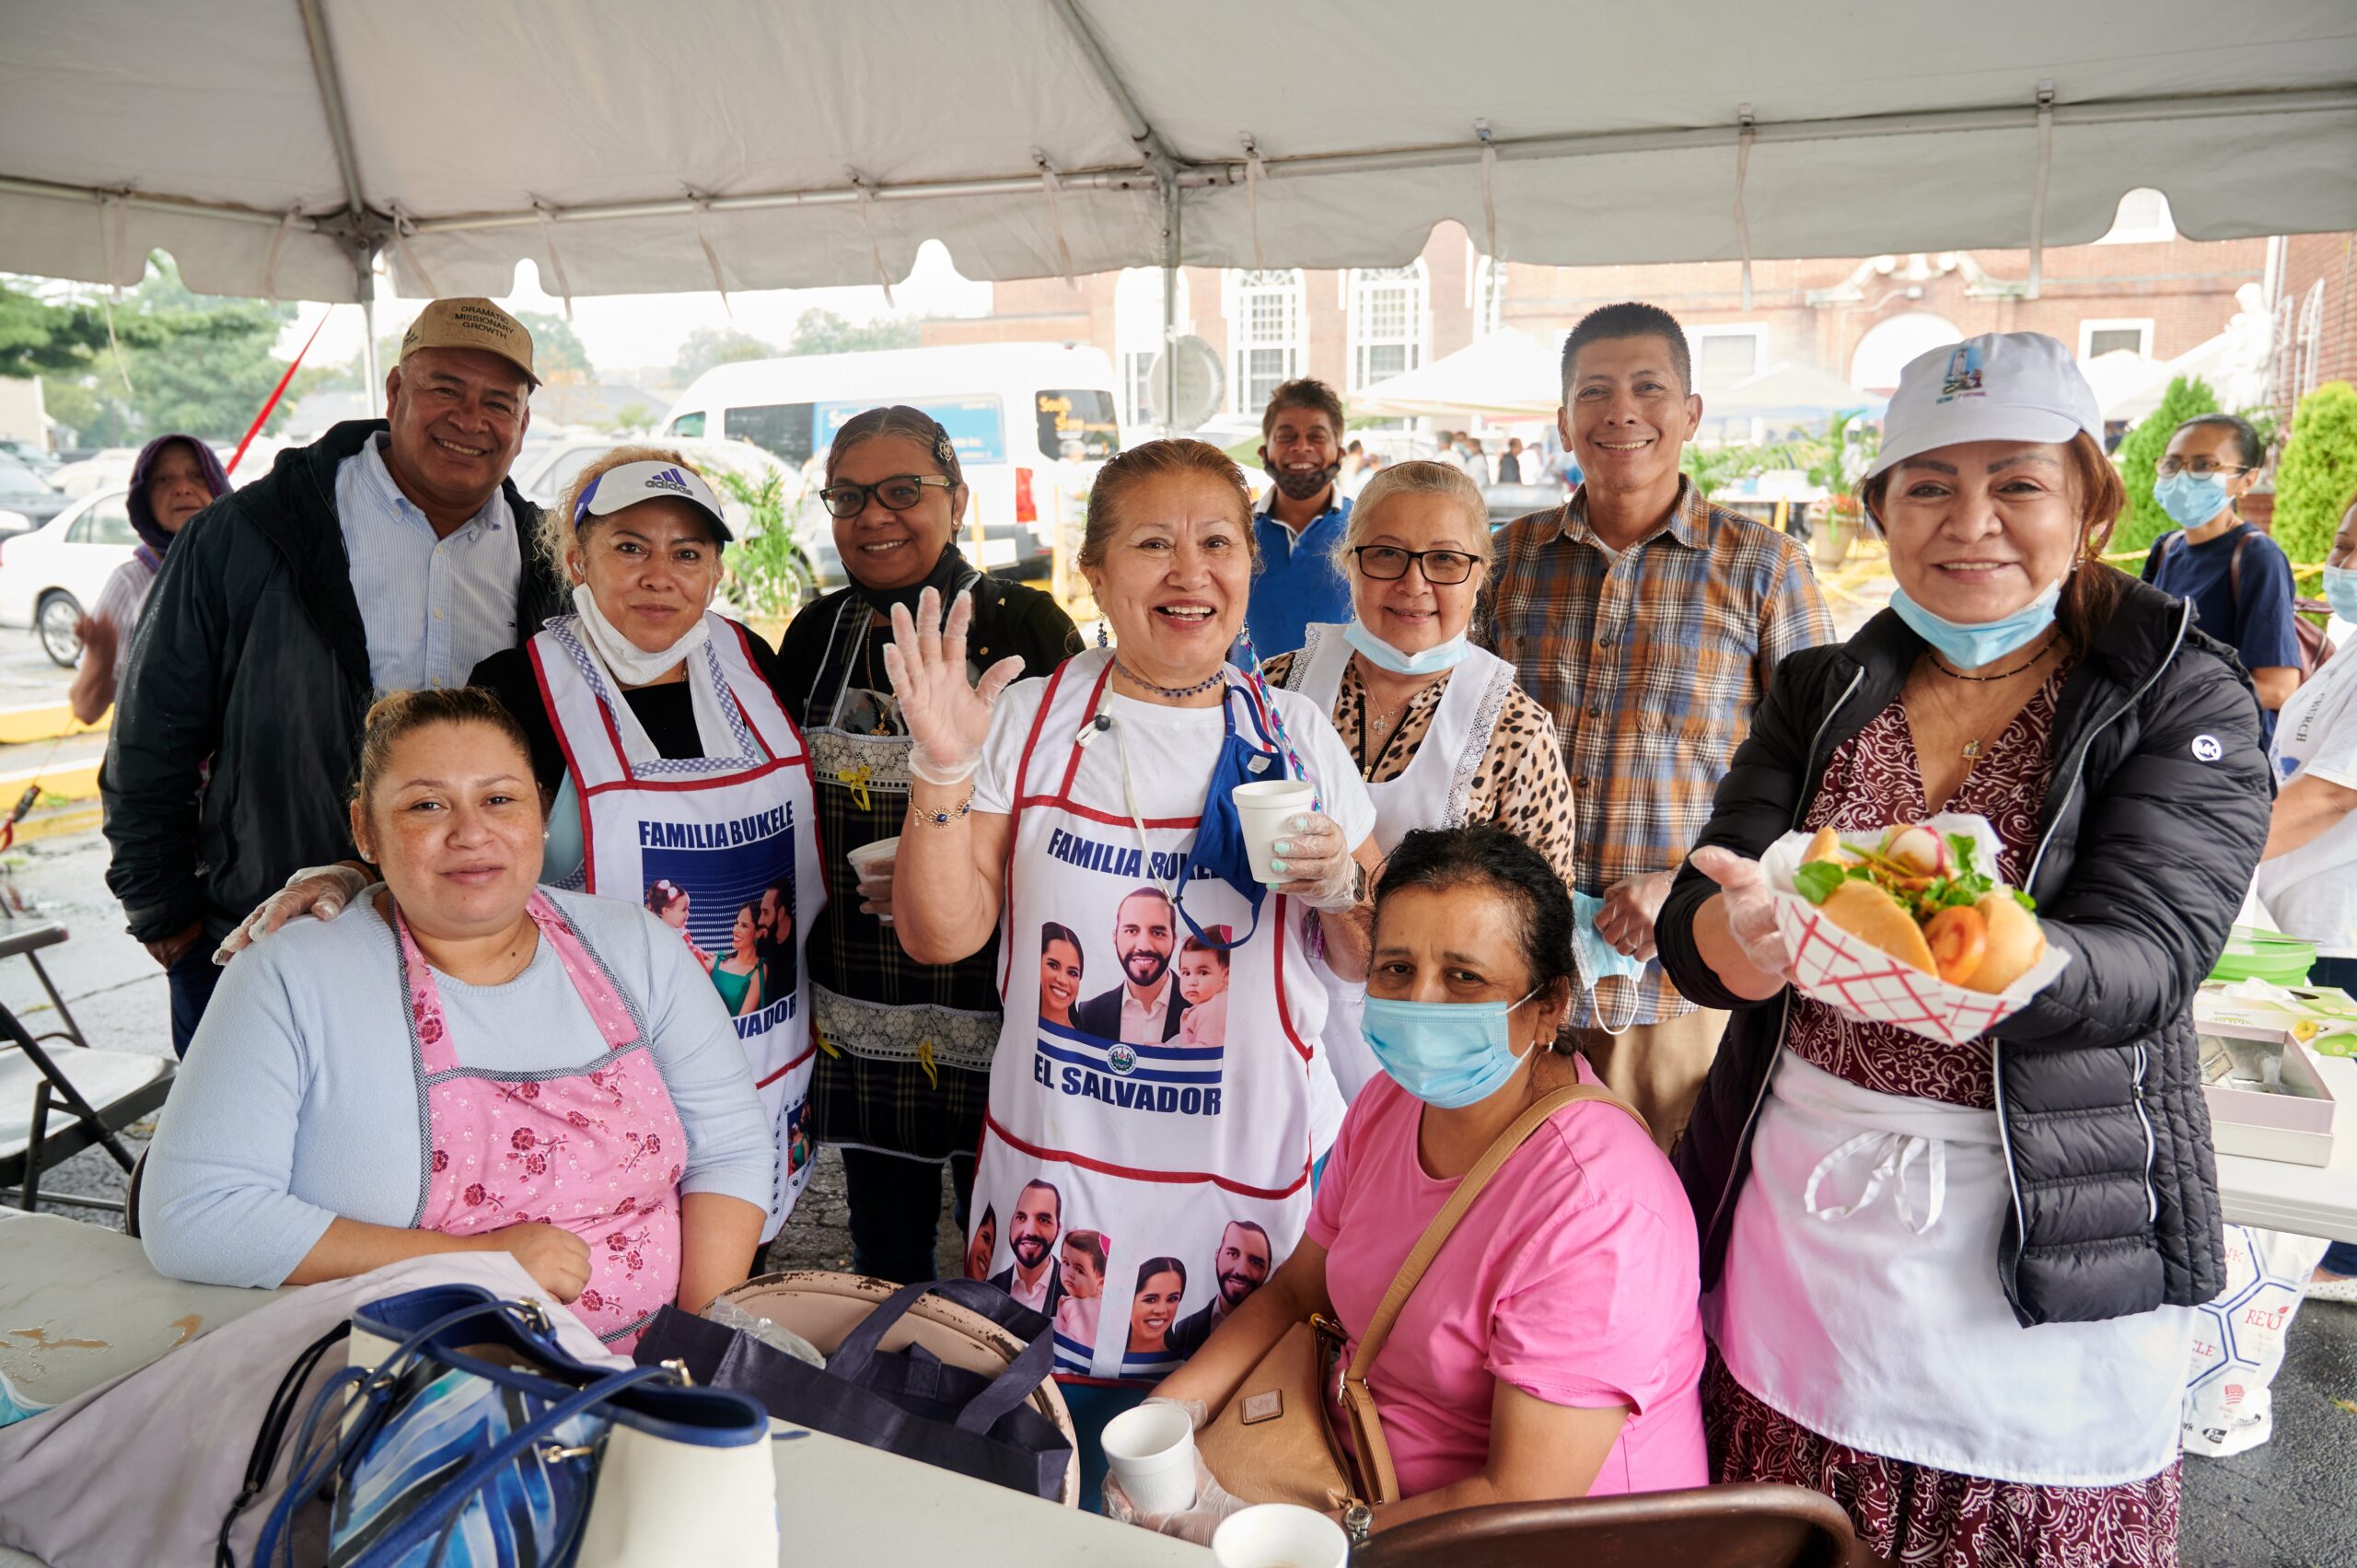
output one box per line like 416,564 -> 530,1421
1482,477 -> 1835,1024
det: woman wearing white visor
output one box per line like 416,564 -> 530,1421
469,448 -> 824,1242
1655,335 -> 2270,1565
215,448 -> 824,1247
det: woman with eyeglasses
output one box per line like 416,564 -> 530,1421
770,406 -> 1081,1284
2139,412 -> 2305,742
1260,459 -> 1579,1098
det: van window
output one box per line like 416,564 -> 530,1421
817,398 -> 1004,468
1035,390 -> 1120,461
668,412 -> 707,439
724,403 -> 817,465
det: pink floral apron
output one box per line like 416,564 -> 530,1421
399,890 -> 687,1352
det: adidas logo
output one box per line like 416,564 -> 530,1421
644,467 -> 693,494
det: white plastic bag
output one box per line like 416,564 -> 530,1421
2183,1224 -> 2332,1457
1759,812 -> 2072,1046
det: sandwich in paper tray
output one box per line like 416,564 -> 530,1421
1756,812 -> 2071,1046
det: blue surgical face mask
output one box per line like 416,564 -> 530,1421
1571,891 -> 1645,1035
2153,471 -> 2235,530
1342,620 -> 1470,677
1360,986 -> 1541,1109
2323,565 -> 2357,624
1888,575 -> 2065,670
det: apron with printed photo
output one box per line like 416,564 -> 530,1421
531,611 -> 825,1239
975,649 -> 1321,1384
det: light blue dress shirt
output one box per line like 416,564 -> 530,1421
334,436 -> 523,694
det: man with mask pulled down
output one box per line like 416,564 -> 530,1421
1240,378 -> 1354,660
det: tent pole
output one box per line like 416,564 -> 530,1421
1161,179 -> 1180,437
296,0 -> 370,225
358,241 -> 380,413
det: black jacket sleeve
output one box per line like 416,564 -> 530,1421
1655,646 -> 1833,1014
1992,647 -> 2272,1053
102,501 -> 242,942
467,645 -> 569,793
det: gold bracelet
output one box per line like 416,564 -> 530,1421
916,795 -> 973,827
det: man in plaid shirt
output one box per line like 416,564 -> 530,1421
1485,303 -> 1833,1146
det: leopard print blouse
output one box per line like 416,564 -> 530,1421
1261,650 -> 1578,884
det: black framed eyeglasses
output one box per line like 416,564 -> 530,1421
2154,458 -> 2254,479
818,473 -> 956,518
1351,545 -> 1480,585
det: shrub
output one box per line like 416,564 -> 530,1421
2111,376 -> 2220,557
2274,381 -> 2357,568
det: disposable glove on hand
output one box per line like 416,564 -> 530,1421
880,587 -> 1023,786
1267,811 -> 1358,912
1690,846 -> 1795,980
214,863 -> 371,964
1103,1450 -> 1246,1546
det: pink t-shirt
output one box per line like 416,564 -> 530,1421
1305,1062 -> 1709,1500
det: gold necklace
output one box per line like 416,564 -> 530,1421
1916,642 -> 2056,765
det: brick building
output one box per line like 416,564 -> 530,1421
2274,230 -> 2357,415
923,194 -> 2342,431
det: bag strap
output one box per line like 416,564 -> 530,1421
1346,1083 -> 1645,1381
2230,529 -> 2247,620
218,1319 -> 354,1568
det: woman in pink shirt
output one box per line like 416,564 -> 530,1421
1119,825 -> 1707,1542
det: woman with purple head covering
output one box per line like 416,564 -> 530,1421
66,434 -> 229,725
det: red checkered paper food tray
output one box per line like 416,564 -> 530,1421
1758,814 -> 2072,1047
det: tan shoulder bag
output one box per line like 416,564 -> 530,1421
1199,1083 -> 1647,1509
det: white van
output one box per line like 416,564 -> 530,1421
662,343 -> 1121,576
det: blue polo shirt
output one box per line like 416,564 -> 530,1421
1244,494 -> 1353,659
2142,521 -> 2301,745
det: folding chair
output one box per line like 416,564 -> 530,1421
0,922 -> 174,1216
1352,1482 -> 1883,1568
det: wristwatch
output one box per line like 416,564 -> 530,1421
1341,1501 -> 1376,1544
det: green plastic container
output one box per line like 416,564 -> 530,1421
2208,927 -> 2318,987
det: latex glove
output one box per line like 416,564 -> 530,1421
1102,1448 -> 1246,1546
1596,869 -> 1676,962
1690,846 -> 1794,980
1267,811 -> 1359,912
1144,1394 -> 1207,1431
214,863 -> 371,963
880,587 -> 1024,786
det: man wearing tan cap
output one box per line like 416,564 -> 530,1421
103,297 -> 569,1053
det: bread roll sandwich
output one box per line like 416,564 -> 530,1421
1794,824 -> 2045,993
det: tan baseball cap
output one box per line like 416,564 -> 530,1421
398,297 -> 540,389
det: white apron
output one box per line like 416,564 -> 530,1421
530,611 -> 824,1240
976,650 -> 1322,1384
1283,624 -> 1515,1101
1711,1050 -> 2192,1486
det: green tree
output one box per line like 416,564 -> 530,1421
0,280 -> 116,377
36,256 -> 300,446
2274,380 -> 2357,568
786,308 -> 917,357
673,327 -> 776,384
604,401 -> 654,434
512,311 -> 592,379
2112,375 -> 2220,555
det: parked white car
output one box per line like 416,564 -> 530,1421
0,488 -> 138,665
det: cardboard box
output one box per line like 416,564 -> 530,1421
2200,1020 -> 2340,1167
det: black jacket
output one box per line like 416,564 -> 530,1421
103,421 -> 568,943
1074,982 -> 1189,1043
1658,577 -> 2270,1327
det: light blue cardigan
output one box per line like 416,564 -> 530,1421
140,886 -> 775,1287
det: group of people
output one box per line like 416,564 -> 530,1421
89,286 -> 2319,1564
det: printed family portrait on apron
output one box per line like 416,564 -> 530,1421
530,612 -> 825,1239
970,651 -> 1325,1386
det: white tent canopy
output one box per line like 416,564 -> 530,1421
2,1 -> 2353,308
1352,331 -> 1562,421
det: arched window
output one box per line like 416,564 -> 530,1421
1115,267 -> 1190,428
1348,262 -> 1429,390
1472,255 -> 1506,337
1849,312 -> 1966,395
1227,268 -> 1305,414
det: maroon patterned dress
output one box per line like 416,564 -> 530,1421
1709,668 -> 2184,1568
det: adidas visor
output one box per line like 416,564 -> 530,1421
573,459 -> 733,543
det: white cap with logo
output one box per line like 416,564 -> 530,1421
573,459 -> 734,543
1866,331 -> 2104,482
